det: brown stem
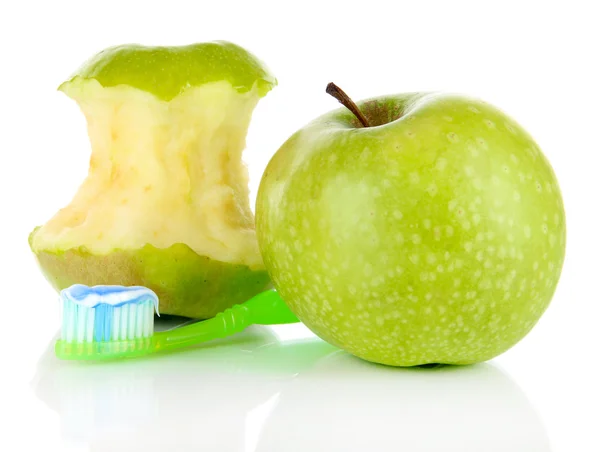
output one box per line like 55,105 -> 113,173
326,82 -> 370,127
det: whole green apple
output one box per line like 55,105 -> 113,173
256,86 -> 566,366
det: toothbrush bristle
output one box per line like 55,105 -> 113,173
60,298 -> 155,344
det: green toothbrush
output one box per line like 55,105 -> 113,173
55,285 -> 299,361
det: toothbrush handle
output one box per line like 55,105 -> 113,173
152,290 -> 298,353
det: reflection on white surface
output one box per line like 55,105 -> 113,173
32,323 -> 550,452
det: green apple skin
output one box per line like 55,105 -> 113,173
256,93 -> 566,366
62,41 -> 276,100
29,232 -> 271,319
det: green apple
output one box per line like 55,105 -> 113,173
256,86 -> 566,366
29,42 -> 276,318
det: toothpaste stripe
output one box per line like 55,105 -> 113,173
61,285 -> 159,313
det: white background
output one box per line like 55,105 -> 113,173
1,1 -> 599,450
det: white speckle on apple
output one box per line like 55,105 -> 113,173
426,253 -> 437,264
427,183 -> 439,196
468,105 -> 480,113
433,226 -> 442,241
505,122 -> 517,134
409,172 -> 420,184
394,232 -> 405,244
423,219 -> 432,229
411,234 -> 422,244
436,158 -> 448,171
393,210 -> 403,220
484,119 -> 496,128
464,166 -> 475,176
405,130 -> 415,138
409,254 -> 420,264
475,137 -> 488,149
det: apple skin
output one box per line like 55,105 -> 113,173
256,93 -> 566,366
29,233 -> 271,319
62,41 -> 276,100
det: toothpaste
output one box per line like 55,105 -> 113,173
60,284 -> 160,315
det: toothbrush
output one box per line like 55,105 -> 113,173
55,285 -> 299,361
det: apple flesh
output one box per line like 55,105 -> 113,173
256,92 -> 566,366
30,42 -> 275,319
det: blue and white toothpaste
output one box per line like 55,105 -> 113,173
60,285 -> 159,343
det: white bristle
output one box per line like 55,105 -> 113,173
112,307 -> 121,341
128,304 -> 136,340
60,295 -> 155,344
86,308 -> 95,342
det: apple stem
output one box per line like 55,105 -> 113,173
326,82 -> 371,127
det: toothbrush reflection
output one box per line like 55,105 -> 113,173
33,322 -> 550,452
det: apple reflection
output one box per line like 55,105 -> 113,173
32,323 -> 550,452
255,352 -> 551,452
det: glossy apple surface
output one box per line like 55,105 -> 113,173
256,93 -> 566,366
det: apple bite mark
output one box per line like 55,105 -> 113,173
30,42 -> 276,319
